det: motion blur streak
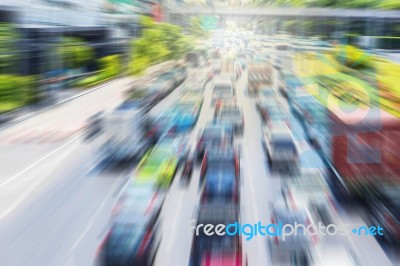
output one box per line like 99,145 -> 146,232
0,0 -> 399,265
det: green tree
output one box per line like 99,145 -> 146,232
0,23 -> 20,73
130,16 -> 193,75
58,37 -> 94,69
251,0 -> 400,9
378,0 -> 400,9
189,17 -> 210,39
159,23 -> 193,60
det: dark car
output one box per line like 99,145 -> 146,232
98,185 -> 163,266
195,123 -> 234,162
367,185 -> 400,248
256,101 -> 288,126
189,203 -> 246,266
85,111 -> 105,139
201,165 -> 239,203
214,107 -> 244,135
200,145 -> 240,180
268,201 -> 311,264
181,151 -> 195,186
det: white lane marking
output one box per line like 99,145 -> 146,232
68,177 -> 128,255
0,134 -> 81,190
0,136 -> 82,220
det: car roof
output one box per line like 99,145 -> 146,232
214,80 -> 232,87
112,184 -> 162,225
198,202 -> 238,224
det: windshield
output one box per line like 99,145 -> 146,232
272,138 -> 296,151
219,109 -> 241,119
214,84 -> 232,93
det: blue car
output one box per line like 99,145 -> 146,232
201,165 -> 238,203
153,107 -> 197,135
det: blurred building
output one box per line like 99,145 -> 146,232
0,0 -> 155,77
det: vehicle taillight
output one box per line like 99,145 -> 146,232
96,229 -> 112,258
287,190 -> 296,209
137,230 -> 152,256
306,218 -> 319,245
200,153 -> 207,177
201,188 -> 206,202
197,138 -> 204,149
271,215 -> 279,246
325,190 -> 338,213
147,127 -> 156,137
144,194 -> 157,215
234,155 -> 239,178
233,185 -> 238,204
112,201 -> 124,216
384,212 -> 400,236
168,126 -> 176,135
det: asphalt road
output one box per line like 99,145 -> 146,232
0,64 -> 396,266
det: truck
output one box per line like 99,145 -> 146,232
100,102 -> 156,164
288,84 -> 400,207
247,64 -> 272,96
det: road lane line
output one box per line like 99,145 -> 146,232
68,177 -> 129,255
0,134 -> 81,190
0,136 -> 82,220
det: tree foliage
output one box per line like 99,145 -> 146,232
251,0 -> 399,9
130,16 -> 193,76
58,37 -> 94,69
189,17 -> 210,39
0,75 -> 38,113
76,55 -> 121,87
0,23 -> 20,73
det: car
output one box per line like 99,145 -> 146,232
189,203 -> 246,266
181,150 -> 195,186
98,185 -> 163,266
207,68 -> 216,82
212,90 -> 236,107
268,201 -> 312,264
282,170 -> 339,226
366,185 -> 400,248
152,107 -> 198,135
188,75 -> 207,91
213,79 -> 234,96
195,123 -> 234,162
85,111 -> 104,139
125,82 -> 159,112
261,122 -> 298,174
135,137 -> 189,189
257,86 -> 277,100
111,184 -> 165,222
235,63 -> 242,80
256,101 -> 289,126
210,59 -> 221,74
152,71 -> 176,94
214,106 -> 244,135
214,99 -> 237,117
179,93 -> 204,107
200,145 -> 240,180
200,161 -> 239,203
157,66 -> 186,89
176,100 -> 203,116
100,103 -> 155,164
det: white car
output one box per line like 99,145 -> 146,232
282,169 -> 340,226
262,122 -> 298,174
